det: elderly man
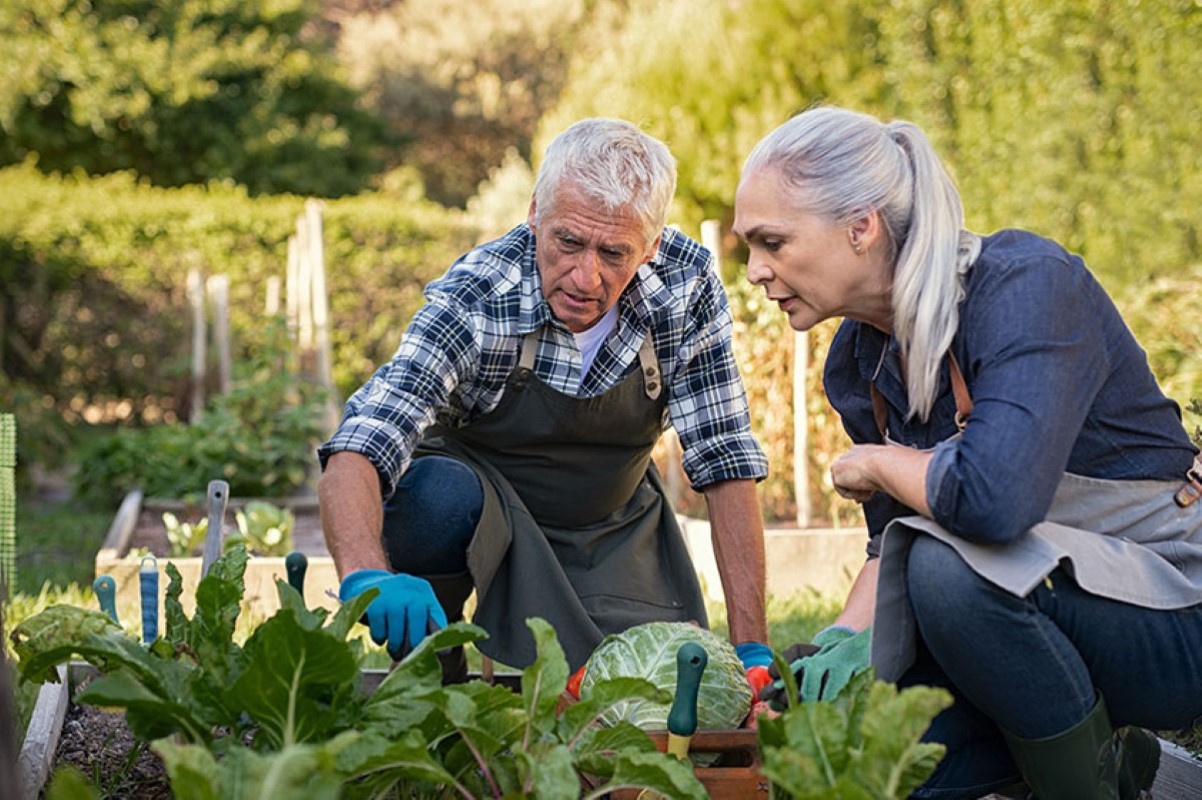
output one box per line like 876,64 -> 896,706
318,118 -> 771,681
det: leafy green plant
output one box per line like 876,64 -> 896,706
756,661 -> 952,800
162,512 -> 209,558
72,318 -> 328,506
10,545 -> 709,798
228,501 -> 294,557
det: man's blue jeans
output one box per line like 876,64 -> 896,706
904,535 -> 1202,799
380,456 -> 482,575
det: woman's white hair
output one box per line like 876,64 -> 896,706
742,106 -> 980,421
533,118 -> 677,248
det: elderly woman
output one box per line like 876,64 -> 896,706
734,105 -> 1202,799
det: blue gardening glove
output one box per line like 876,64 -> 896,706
759,626 -> 872,708
736,642 -> 775,694
339,569 -> 447,660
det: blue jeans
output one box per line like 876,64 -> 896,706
904,535 -> 1202,799
381,456 -> 482,575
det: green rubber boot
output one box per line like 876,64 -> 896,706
1002,696 -> 1160,800
426,572 -> 474,685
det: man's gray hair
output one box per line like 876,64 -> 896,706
742,106 -> 980,422
533,118 -> 677,246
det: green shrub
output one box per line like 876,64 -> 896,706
71,319 -> 327,506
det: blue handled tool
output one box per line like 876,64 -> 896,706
139,555 -> 159,644
285,550 -> 308,597
93,574 -> 118,623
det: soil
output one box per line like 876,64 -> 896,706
50,698 -> 170,799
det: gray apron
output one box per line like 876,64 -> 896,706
871,378 -> 1202,682
415,329 -> 707,670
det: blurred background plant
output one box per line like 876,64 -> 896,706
228,501 -> 295,557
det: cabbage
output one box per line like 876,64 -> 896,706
580,621 -> 752,732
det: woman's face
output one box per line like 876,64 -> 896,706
733,167 -> 892,332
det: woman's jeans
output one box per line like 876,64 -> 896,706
904,535 -> 1202,799
380,456 -> 482,575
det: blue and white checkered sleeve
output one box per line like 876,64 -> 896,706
668,269 -> 768,488
317,301 -> 481,497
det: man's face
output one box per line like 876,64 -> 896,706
528,184 -> 660,333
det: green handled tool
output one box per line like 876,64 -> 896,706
637,641 -> 708,800
666,641 -> 707,760
93,574 -> 118,623
285,550 -> 308,597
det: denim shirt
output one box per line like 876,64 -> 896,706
824,229 -> 1198,556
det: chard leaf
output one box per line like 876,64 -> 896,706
10,605 -> 122,683
226,608 -> 360,749
516,741 -> 578,797
340,728 -> 464,796
363,622 -> 489,733
852,681 -> 951,797
586,749 -> 707,800
275,578 -> 328,630
155,736 -> 352,800
322,589 -> 373,642
757,670 -> 952,799
150,740 -> 221,800
570,721 -> 657,778
558,676 -> 668,744
188,546 -> 248,683
163,560 -> 189,647
433,682 -> 525,781
521,617 -> 570,738
78,667 -> 212,744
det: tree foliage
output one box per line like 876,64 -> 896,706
0,0 -> 392,196
333,0 -> 590,206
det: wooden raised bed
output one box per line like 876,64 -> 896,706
94,489 -> 339,624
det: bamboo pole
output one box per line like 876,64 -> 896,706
207,275 -> 232,395
793,332 -> 811,527
188,266 -> 206,421
305,200 -> 338,433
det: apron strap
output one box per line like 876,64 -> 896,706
871,351 -> 973,439
517,329 -> 662,400
637,334 -> 662,401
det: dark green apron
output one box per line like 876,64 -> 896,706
415,329 -> 708,669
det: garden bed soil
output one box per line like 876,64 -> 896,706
51,700 -> 170,799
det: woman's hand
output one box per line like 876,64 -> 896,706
831,443 -> 935,516
831,445 -> 885,502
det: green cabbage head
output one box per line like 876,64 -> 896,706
580,621 -> 752,732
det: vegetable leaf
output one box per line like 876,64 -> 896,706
226,608 -> 361,749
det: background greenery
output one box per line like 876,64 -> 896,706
1,0 -> 1199,593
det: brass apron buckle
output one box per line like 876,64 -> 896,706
1173,456 -> 1202,508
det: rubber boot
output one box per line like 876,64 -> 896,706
426,572 -> 474,685
1002,696 -> 1159,800
1115,725 -> 1160,800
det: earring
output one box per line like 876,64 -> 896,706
849,231 -> 864,254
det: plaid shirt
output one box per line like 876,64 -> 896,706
319,224 -> 768,498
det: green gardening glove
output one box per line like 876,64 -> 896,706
798,625 -> 872,701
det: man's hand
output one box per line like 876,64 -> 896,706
735,641 -> 775,695
339,569 -> 447,660
758,627 -> 872,709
